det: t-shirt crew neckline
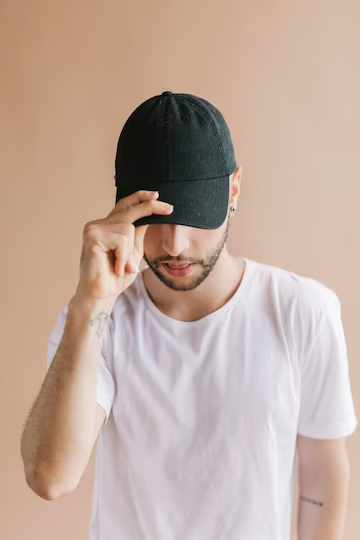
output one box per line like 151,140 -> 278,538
138,257 -> 254,327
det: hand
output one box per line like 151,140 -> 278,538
74,190 -> 173,303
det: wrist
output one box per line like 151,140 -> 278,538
69,294 -> 116,320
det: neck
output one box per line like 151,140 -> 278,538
142,251 -> 246,322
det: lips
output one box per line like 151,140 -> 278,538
162,262 -> 193,278
167,263 -> 190,268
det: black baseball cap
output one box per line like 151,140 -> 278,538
115,91 -> 237,229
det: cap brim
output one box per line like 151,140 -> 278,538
116,176 -> 230,230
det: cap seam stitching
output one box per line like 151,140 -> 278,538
161,96 -> 169,183
176,95 -> 227,170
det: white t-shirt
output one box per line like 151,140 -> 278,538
47,258 -> 358,540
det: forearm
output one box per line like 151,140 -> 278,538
20,295 -> 114,498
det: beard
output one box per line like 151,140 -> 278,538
143,215 -> 230,292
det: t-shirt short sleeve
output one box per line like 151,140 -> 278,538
47,303 -> 116,422
297,293 -> 358,439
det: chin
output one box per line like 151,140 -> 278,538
155,270 -> 208,292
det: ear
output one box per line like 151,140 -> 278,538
229,167 -> 242,209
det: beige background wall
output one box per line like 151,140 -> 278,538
1,1 -> 359,538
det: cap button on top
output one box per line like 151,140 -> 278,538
162,91 -> 173,96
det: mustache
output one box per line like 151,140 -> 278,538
152,256 -> 201,266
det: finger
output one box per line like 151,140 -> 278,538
126,199 -> 173,225
123,225 -> 137,273
115,223 -> 136,276
106,223 -> 138,276
107,197 -> 173,227
139,258 -> 149,271
133,225 -> 149,260
114,237 -> 128,277
108,190 -> 159,218
124,253 -> 139,274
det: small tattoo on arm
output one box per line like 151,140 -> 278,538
90,312 -> 109,337
300,496 -> 324,507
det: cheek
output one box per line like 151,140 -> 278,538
143,227 -> 161,254
192,227 -> 224,247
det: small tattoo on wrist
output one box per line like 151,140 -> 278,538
90,312 -> 109,337
300,496 -> 324,507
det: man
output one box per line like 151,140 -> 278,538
21,91 -> 357,540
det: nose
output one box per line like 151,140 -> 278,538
161,225 -> 190,257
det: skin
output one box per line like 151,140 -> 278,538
139,168 -> 351,539
22,165 -> 351,539
141,167 -> 245,322
293,435 -> 350,540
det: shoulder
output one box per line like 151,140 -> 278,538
248,258 -> 339,313
246,259 -> 341,356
